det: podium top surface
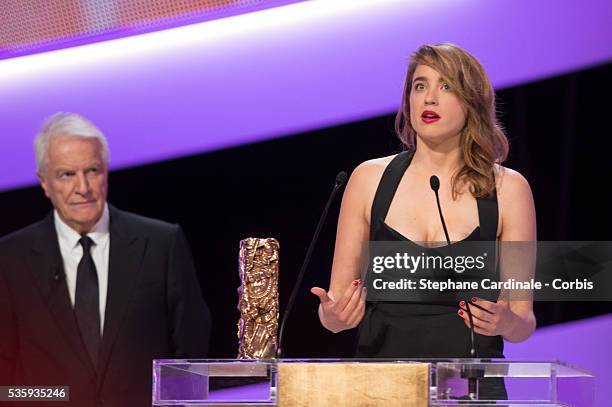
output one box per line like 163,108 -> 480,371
153,358 -> 593,378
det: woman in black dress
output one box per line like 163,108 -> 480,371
311,43 -> 536,378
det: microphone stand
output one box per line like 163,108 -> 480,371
276,172 -> 348,359
430,175 -> 483,401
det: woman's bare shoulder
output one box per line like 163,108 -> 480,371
352,154 -> 397,177
342,154 -> 399,212
347,154 -> 397,189
494,164 -> 532,196
494,165 -> 536,239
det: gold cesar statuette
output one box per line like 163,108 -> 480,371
237,238 -> 279,359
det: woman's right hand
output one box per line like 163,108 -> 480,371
310,279 -> 366,333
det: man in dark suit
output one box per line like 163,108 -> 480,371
0,113 -> 211,407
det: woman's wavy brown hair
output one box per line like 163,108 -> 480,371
395,43 -> 508,198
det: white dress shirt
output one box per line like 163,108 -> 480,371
54,204 -> 110,335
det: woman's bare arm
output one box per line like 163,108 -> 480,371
311,160 -> 386,332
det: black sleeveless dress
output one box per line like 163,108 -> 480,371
356,151 -> 504,359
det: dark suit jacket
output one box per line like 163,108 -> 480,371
0,205 -> 211,407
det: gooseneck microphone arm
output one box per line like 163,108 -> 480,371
276,171 -> 348,359
429,175 -> 477,357
466,308 -> 477,358
430,175 -> 482,400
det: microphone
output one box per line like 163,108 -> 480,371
429,175 -> 477,357
276,171 -> 348,358
429,175 -> 451,245
430,175 -> 482,400
335,171 -> 349,187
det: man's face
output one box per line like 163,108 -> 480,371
39,136 -> 108,235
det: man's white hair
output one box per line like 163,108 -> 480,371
34,112 -> 110,174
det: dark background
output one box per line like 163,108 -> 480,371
1,62 -> 610,358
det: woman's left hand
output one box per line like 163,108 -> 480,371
457,297 -> 518,337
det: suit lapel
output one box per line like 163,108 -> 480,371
97,206 -> 146,388
27,212 -> 97,378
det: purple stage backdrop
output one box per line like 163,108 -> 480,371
505,314 -> 612,406
1,0 -> 611,191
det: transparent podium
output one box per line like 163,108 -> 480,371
152,359 -> 594,406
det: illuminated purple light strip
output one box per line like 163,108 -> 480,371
0,0 -> 611,191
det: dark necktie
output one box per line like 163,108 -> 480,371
75,236 -> 101,368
